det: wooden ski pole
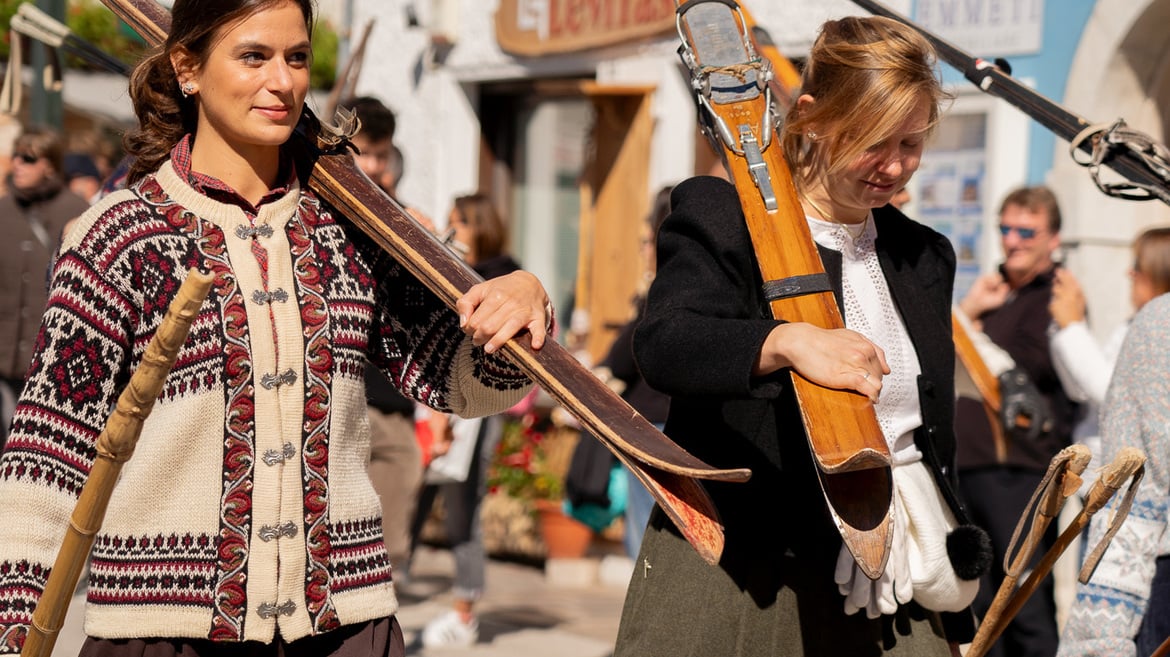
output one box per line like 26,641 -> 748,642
967,447 -> 1146,657
22,270 -> 213,657
964,445 -> 1090,657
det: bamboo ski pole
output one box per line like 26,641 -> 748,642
22,270 -> 213,657
966,447 -> 1146,657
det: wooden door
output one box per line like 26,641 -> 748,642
575,83 -> 654,364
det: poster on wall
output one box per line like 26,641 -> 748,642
916,156 -> 987,302
915,112 -> 989,301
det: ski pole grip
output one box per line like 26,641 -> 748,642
1084,447 -> 1145,515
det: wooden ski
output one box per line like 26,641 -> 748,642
96,0 -> 750,566
675,0 -> 892,579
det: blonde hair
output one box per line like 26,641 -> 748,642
781,16 -> 950,191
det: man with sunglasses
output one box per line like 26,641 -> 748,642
0,126 -> 90,450
954,186 -> 1079,657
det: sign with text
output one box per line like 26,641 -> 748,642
495,0 -> 676,56
916,0 -> 1045,57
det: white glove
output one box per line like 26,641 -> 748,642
834,484 -> 912,619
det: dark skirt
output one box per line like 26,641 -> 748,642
614,508 -> 951,657
77,617 -> 405,657
1137,555 -> 1170,657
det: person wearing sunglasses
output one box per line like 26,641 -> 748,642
954,186 -> 1080,657
0,126 -> 91,451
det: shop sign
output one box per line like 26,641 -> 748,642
495,0 -> 676,56
917,0 -> 1044,56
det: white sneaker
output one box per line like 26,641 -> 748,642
420,609 -> 479,648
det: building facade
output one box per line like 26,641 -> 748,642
347,0 -> 1170,353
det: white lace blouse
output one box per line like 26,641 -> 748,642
806,213 -> 924,465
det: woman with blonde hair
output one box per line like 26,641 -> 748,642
613,16 -> 984,656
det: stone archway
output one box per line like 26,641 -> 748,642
1052,0 -> 1170,340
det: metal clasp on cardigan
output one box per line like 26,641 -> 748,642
257,600 -> 297,619
252,289 -> 289,305
235,224 -> 274,240
258,521 -> 298,542
260,369 -> 297,390
262,442 -> 296,466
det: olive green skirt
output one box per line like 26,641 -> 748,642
614,509 -> 951,657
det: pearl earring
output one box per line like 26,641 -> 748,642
181,82 -> 195,97
807,130 -> 817,140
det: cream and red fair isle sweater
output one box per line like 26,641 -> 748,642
0,160 -> 531,651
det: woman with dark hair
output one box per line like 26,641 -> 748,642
0,1 -> 549,655
613,16 -> 982,656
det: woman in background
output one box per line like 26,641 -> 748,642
412,193 -> 529,649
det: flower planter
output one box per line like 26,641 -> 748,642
533,499 -> 593,559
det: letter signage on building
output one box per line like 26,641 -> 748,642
495,0 -> 676,56
917,0 -> 1045,56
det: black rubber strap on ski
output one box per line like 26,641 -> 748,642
762,273 -> 833,301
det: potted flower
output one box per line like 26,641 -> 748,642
489,412 -> 592,558
489,411 -> 562,502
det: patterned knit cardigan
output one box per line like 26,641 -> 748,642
0,162 -> 532,651
1058,293 -> 1170,657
